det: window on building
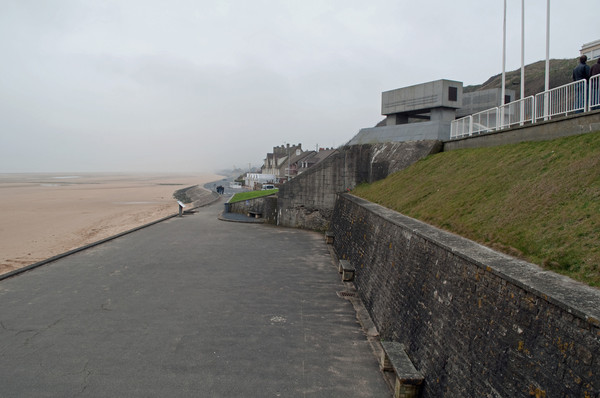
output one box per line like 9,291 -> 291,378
448,86 -> 458,102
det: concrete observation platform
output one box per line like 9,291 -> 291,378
0,201 -> 390,397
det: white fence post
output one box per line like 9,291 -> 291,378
590,74 -> 600,111
469,115 -> 473,136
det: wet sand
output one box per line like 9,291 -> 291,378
0,172 -> 222,275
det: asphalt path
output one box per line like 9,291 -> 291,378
204,176 -> 248,198
0,201 -> 390,397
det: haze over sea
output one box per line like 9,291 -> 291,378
0,172 -> 221,275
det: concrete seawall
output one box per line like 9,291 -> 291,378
227,195 -> 278,224
277,141 -> 442,231
330,193 -> 600,397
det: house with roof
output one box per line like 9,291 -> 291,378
259,144 -> 337,184
244,173 -> 278,190
581,39 -> 600,61
261,143 -> 302,179
262,143 -> 316,182
297,148 -> 336,175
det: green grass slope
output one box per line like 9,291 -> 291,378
352,131 -> 600,287
229,189 -> 278,203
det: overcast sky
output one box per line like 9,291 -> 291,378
1,0 -> 598,173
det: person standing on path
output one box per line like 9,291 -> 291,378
573,55 -> 591,112
573,55 -> 591,81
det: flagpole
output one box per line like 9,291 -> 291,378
520,0 -> 525,125
544,0 -> 550,119
502,0 -> 506,107
501,0 -> 506,128
545,0 -> 550,93
521,0 -> 525,101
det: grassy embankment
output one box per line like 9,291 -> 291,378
352,131 -> 600,287
229,189 -> 278,204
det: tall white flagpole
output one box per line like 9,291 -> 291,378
545,0 -> 550,93
544,0 -> 550,119
502,0 -> 507,107
519,0 -> 525,124
500,0 -> 507,128
521,0 -> 525,101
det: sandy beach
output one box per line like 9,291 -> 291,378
0,172 -> 222,275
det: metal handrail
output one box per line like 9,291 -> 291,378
450,115 -> 473,138
451,108 -> 500,138
590,74 -> 600,110
471,107 -> 499,135
535,79 -> 587,121
450,77 -> 597,140
498,96 -> 535,129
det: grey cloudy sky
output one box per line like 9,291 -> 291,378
1,0 -> 598,173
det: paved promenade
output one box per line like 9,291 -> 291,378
0,201 -> 390,397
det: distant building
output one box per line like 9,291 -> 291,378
284,150 -> 314,181
456,88 -> 515,119
245,173 -> 277,190
258,144 -> 336,184
348,79 -> 463,144
298,148 -> 336,174
581,39 -> 600,61
261,143 -> 303,181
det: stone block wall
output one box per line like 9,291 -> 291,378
331,194 -> 600,397
277,141 -> 442,231
228,196 -> 278,224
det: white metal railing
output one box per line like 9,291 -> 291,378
451,108 -> 500,138
472,107 -> 499,135
499,95 -> 535,129
535,79 -> 587,121
590,74 -> 600,111
451,78 -> 598,140
450,115 -> 472,138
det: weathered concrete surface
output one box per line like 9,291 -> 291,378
277,141 -> 442,231
348,122 -> 452,144
175,185 -> 220,208
228,195 -> 278,224
456,88 -> 515,118
0,202 -> 390,397
381,79 -> 463,115
331,194 -> 600,397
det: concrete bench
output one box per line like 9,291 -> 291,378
247,211 -> 262,218
338,260 -> 355,281
325,231 -> 334,244
380,341 -> 423,398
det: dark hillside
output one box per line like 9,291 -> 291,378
464,58 -> 587,99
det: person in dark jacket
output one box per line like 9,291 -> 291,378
573,55 -> 590,112
573,55 -> 591,81
590,58 -> 600,110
